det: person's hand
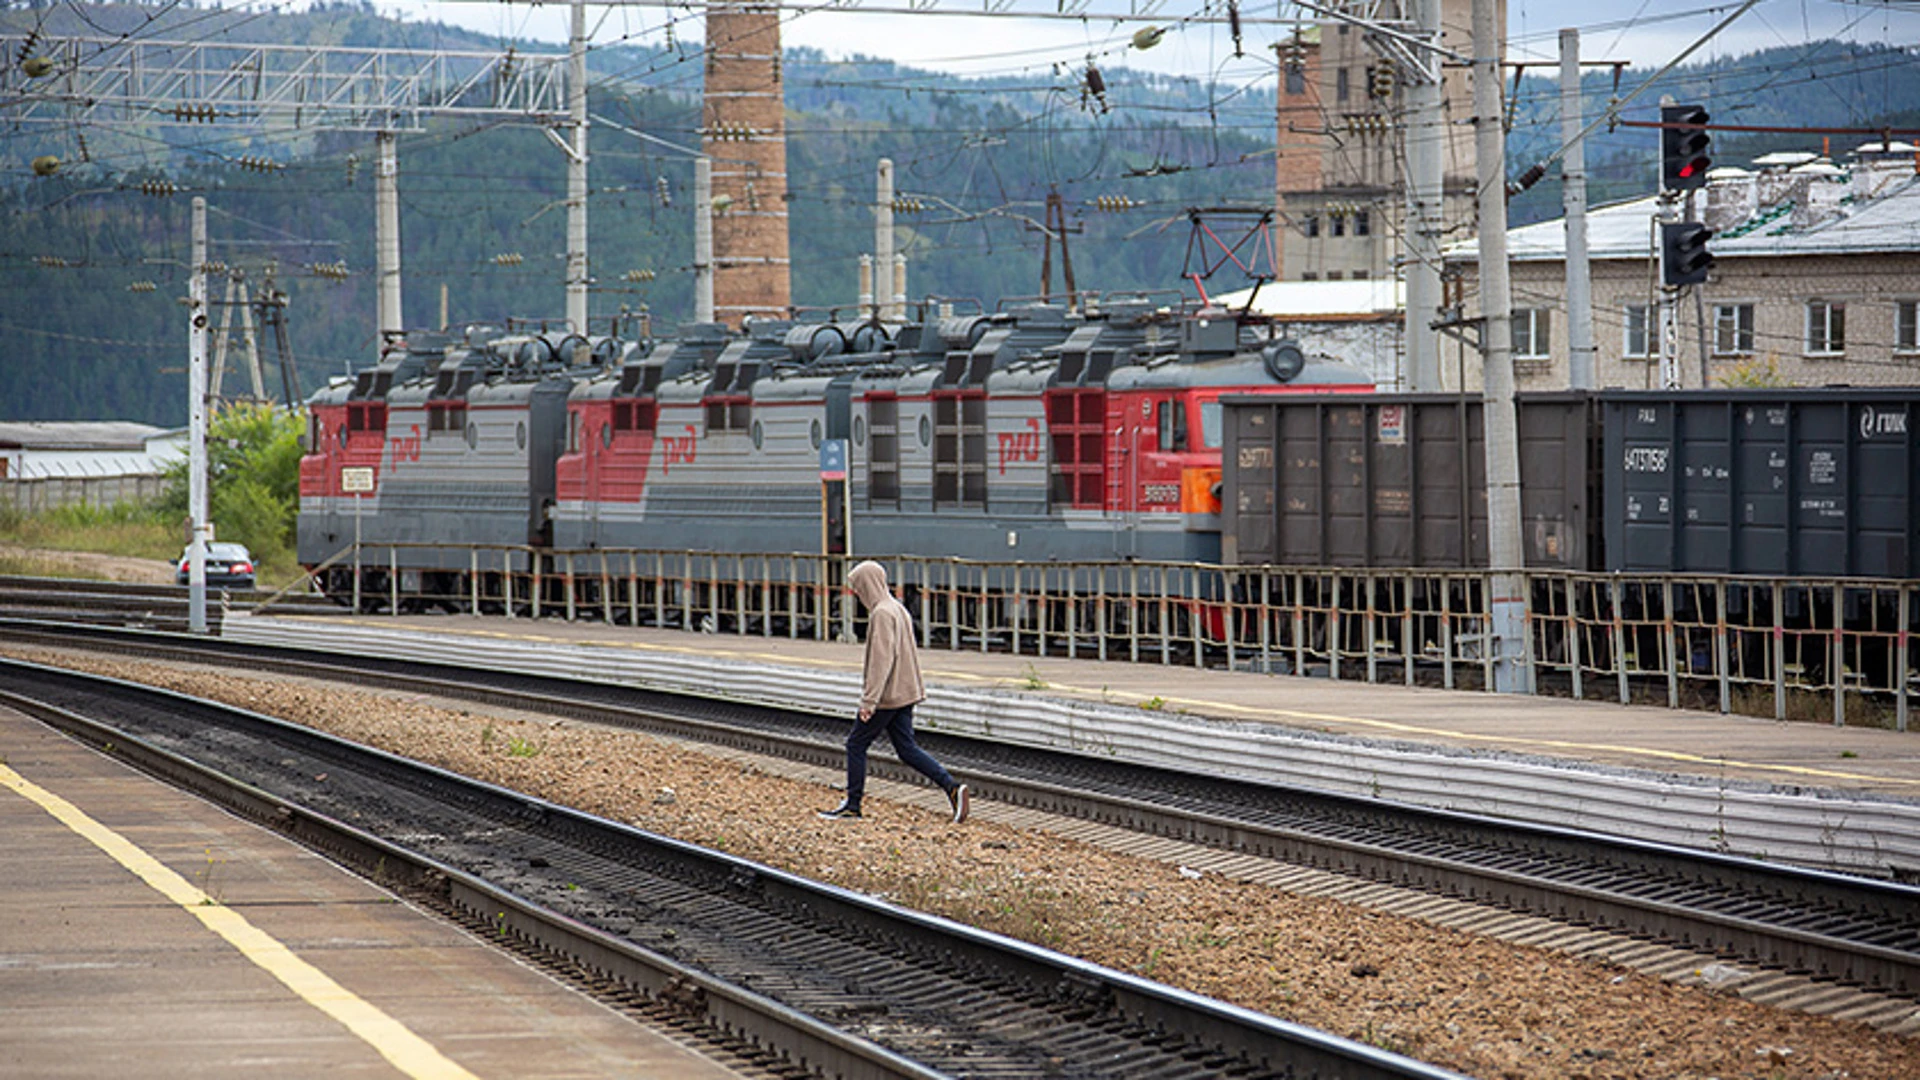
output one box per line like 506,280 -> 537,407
858,707 -> 873,723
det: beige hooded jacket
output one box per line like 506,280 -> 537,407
847,560 -> 925,713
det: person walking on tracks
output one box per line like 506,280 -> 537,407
818,560 -> 970,824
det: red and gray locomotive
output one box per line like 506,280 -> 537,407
297,296 -> 1374,609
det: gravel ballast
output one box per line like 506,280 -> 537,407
8,645 -> 1918,1080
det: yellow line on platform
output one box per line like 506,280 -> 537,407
0,762 -> 482,1080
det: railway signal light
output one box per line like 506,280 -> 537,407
1661,221 -> 1713,287
1660,104 -> 1711,192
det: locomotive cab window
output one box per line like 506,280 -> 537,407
1157,399 -> 1188,452
1199,400 -> 1223,450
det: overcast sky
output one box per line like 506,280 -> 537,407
365,0 -> 1918,83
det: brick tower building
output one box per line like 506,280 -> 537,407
1274,0 -> 1492,283
704,4 -> 791,324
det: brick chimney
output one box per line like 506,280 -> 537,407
704,4 -> 790,327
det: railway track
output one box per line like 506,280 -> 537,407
9,618 -> 1920,1013
0,655 -> 1466,1080
0,574 -> 335,633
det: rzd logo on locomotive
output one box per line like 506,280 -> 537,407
388,424 -> 422,468
662,424 -> 698,473
997,417 -> 1042,475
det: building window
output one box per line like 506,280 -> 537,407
1355,210 -> 1370,236
1336,68 -> 1350,102
1303,214 -> 1320,238
1512,308 -> 1552,359
1326,270 -> 1343,281
1897,300 -> 1919,354
1624,304 -> 1652,358
1285,65 -> 1306,95
1301,271 -> 1319,282
1331,214 -> 1346,238
1713,303 -> 1755,356
1352,269 -> 1369,280
1806,299 -> 1845,355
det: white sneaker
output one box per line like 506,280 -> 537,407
948,784 -> 970,824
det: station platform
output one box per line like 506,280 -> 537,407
0,704 -> 748,1080
245,612 -> 1920,797
227,612 -> 1920,881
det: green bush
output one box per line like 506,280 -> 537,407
161,403 -> 305,564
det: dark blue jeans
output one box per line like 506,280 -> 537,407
843,704 -> 956,809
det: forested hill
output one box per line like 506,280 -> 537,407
1,3 -> 1912,423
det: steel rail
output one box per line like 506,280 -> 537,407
10,618 -> 1920,1004
0,576 -> 334,632
0,678 -> 940,1080
0,656 -> 1469,1080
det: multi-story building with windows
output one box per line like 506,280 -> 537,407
1273,1 -> 1489,284
1442,144 -> 1920,390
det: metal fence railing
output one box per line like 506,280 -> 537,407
279,544 -> 1916,732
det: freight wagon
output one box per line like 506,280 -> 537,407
1221,388 -> 1920,579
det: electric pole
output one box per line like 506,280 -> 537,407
375,131 -> 403,349
188,197 -> 210,634
1403,0 -> 1444,389
1561,28 -> 1595,390
566,0 -> 590,334
1471,0 -> 1531,692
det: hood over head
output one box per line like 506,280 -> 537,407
847,560 -> 890,608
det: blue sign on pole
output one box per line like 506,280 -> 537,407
819,438 -> 848,480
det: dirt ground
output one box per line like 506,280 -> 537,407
0,544 -> 178,585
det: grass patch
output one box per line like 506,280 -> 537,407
0,501 -> 306,590
0,502 -> 177,561
0,553 -> 111,580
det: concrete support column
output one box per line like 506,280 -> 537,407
1471,0 -> 1531,692
375,131 -> 402,347
1561,28 -> 1595,389
565,1 -> 590,334
188,196 -> 210,634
